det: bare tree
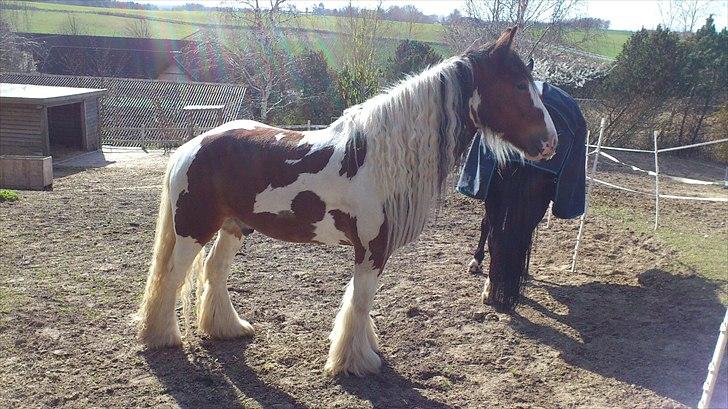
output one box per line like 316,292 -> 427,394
60,13 -> 87,36
213,0 -> 298,121
659,0 -> 714,32
123,17 -> 152,38
445,0 -> 585,54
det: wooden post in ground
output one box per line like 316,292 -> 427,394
653,130 -> 660,231
140,124 -> 147,150
571,119 -> 605,273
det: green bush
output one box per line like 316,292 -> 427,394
336,64 -> 380,108
0,189 -> 19,202
386,39 -> 442,81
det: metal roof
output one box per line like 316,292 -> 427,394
0,83 -> 107,105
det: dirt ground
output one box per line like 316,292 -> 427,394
1,149 -> 727,408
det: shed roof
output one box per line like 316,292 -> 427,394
0,83 -> 107,105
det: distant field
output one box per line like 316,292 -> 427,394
1,1 -> 444,42
2,1 -> 628,59
566,29 -> 632,58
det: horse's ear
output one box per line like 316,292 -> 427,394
526,57 -> 534,72
493,26 -> 518,56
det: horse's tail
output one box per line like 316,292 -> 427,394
136,159 -> 206,345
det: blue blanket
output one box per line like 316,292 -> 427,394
456,82 -> 587,219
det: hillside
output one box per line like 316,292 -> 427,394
2,1 -> 630,59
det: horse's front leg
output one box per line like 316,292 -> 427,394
469,213 -> 489,274
325,260 -> 383,376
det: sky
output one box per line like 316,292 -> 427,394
140,0 -> 728,31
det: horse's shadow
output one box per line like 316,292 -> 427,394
143,339 -> 449,408
512,269 -> 727,407
336,359 -> 451,409
142,338 -> 304,408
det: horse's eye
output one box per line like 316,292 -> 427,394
516,83 -> 528,91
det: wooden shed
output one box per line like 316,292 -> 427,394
0,83 -> 107,157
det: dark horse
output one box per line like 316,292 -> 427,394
458,82 -> 587,312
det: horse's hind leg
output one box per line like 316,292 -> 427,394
469,214 -> 489,274
197,219 -> 255,339
138,235 -> 203,348
325,263 -> 381,376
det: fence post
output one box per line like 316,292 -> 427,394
571,118 -> 605,273
140,124 -> 147,150
698,308 -> 728,409
653,130 -> 660,231
307,119 -> 311,131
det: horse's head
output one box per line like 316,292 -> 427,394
466,27 -> 557,162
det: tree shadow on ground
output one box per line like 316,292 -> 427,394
142,338 -> 304,408
512,269 -> 727,407
336,358 -> 451,409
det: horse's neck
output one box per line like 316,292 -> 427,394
355,67 -> 471,251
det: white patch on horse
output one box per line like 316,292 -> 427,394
534,80 -> 544,96
168,134 -> 205,215
253,184 -> 299,214
529,82 -> 557,146
468,89 -> 482,126
202,119 -> 262,135
313,212 -> 350,245
274,132 -> 287,141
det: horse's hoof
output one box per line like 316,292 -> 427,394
468,259 -> 482,274
325,351 -> 382,377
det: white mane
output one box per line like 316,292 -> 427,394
481,128 -> 524,166
341,56 -> 474,254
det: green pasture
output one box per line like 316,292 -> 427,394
3,0 -> 629,58
2,1 -> 444,43
591,203 -> 728,304
566,29 -> 632,58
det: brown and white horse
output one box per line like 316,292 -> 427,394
136,27 -> 557,376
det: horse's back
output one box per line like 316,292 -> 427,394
164,119 -> 365,246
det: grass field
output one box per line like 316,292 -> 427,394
2,1 -> 444,42
2,1 -> 629,58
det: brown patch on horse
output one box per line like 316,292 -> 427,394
369,216 -> 389,272
339,130 -> 366,178
251,190 -> 327,242
329,210 -> 365,264
174,126 -> 334,244
466,27 -> 547,157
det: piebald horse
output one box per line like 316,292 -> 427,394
136,27 -> 557,376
